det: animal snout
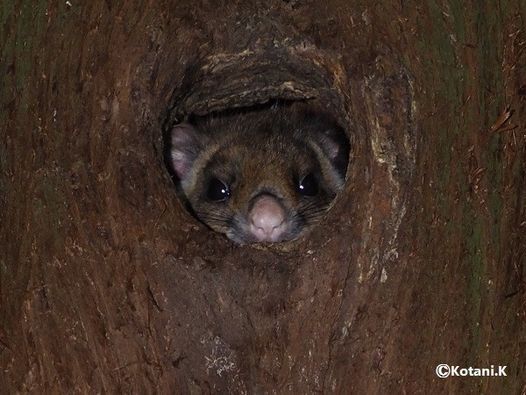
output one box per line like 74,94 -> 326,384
248,195 -> 286,242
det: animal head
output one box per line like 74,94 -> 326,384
170,107 -> 348,244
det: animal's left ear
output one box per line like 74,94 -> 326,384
309,126 -> 350,179
300,110 -> 349,163
315,131 -> 341,160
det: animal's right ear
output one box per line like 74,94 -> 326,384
170,123 -> 203,181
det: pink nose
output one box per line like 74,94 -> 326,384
248,195 -> 286,242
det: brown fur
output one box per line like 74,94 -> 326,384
170,103 -> 349,244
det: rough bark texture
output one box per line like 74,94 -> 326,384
1,1 -> 525,393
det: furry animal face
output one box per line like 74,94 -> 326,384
170,105 -> 348,244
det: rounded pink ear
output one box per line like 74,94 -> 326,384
310,127 -> 349,179
320,133 -> 340,159
170,123 -> 202,180
311,131 -> 341,161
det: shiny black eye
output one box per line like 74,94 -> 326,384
206,178 -> 230,201
298,173 -> 318,196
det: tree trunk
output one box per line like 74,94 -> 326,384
1,1 -> 524,393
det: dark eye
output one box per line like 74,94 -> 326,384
206,177 -> 230,201
298,173 -> 318,196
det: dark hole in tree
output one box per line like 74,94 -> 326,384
164,99 -> 351,245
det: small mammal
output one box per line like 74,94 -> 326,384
169,103 -> 349,244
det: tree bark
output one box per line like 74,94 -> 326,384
1,1 -> 525,393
